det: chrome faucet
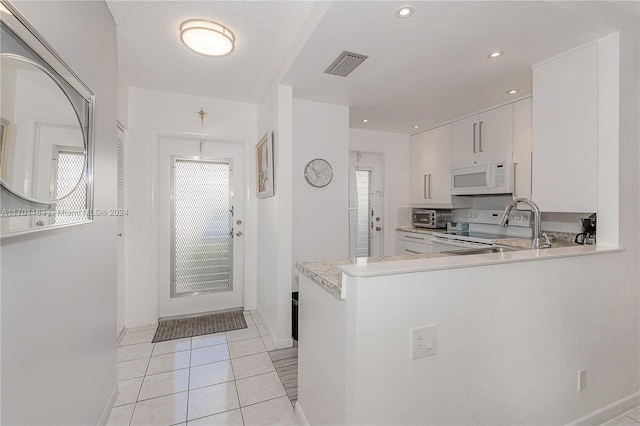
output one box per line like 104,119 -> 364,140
499,198 -> 551,249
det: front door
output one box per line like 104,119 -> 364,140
348,151 -> 384,257
158,135 -> 244,318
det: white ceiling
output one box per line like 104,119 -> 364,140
283,1 -> 616,134
106,1 -> 318,103
108,1 -> 616,135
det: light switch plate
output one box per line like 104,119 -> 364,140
411,325 -> 436,360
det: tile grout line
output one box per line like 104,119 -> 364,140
130,331 -> 156,425
226,331 -> 246,426
624,415 -> 640,424
185,341 -> 192,425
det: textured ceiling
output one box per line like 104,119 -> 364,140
109,1 -> 619,134
283,1 -> 616,134
106,1 -> 317,103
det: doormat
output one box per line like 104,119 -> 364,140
151,310 -> 247,343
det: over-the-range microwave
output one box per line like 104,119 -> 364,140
450,162 -> 512,195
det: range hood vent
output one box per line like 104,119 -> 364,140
324,51 -> 368,77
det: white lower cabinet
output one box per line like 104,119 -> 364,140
396,231 -> 433,255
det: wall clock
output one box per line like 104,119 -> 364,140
304,158 -> 333,188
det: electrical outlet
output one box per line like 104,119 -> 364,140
578,369 -> 587,392
410,325 -> 436,360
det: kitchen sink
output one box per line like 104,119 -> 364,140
441,246 -> 521,256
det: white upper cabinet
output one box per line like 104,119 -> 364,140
409,124 -> 455,206
451,103 -> 514,167
513,98 -> 532,201
428,124 -> 453,204
409,132 -> 429,204
532,43 -> 598,212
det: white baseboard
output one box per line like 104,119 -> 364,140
124,318 -> 158,329
567,392 -> 640,425
97,382 -> 118,426
116,327 -> 126,346
295,401 -> 310,426
256,305 -> 294,349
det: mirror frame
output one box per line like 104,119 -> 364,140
0,0 -> 95,237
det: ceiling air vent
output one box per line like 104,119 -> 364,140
324,51 -> 369,77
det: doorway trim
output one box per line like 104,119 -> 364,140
150,131 -> 247,323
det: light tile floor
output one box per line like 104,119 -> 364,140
604,407 -> 640,426
109,311 -> 298,426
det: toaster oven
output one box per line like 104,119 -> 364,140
413,209 -> 450,229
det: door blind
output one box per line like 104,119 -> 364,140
355,169 -> 372,257
116,131 -> 125,232
171,158 -> 233,297
54,150 -> 87,224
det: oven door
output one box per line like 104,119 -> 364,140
430,235 -> 493,252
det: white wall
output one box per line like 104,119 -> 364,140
298,2 -> 640,425
342,251 -> 639,425
292,99 -> 349,293
255,85 -> 294,348
124,87 -> 257,327
349,129 -> 410,255
1,1 -> 118,424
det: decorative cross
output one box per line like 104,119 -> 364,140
197,107 -> 208,132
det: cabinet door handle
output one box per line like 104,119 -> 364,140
479,121 -> 484,152
406,235 -> 425,240
404,249 -> 421,254
423,174 -> 428,199
428,174 -> 432,199
513,162 -> 518,197
472,122 -> 477,153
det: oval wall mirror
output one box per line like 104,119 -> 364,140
0,53 -> 86,203
1,1 -> 95,237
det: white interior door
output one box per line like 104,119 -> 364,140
158,135 -> 244,318
349,152 -> 383,257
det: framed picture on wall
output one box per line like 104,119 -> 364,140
256,131 -> 274,198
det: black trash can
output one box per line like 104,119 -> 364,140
292,291 -> 299,340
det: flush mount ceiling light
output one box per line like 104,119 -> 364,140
180,19 -> 235,57
396,6 -> 414,18
507,89 -> 519,95
362,119 -> 369,123
413,125 -> 420,129
487,51 -> 503,59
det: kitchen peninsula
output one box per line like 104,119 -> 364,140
295,243 -> 625,425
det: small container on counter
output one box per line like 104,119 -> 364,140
447,222 -> 469,232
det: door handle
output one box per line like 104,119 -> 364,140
423,175 -> 428,199
235,231 -> 243,237
478,121 -> 484,152
472,122 -> 477,153
375,226 -> 382,231
428,174 -> 432,200
117,233 -> 123,237
513,162 -> 518,197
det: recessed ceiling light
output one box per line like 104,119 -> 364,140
507,89 -> 519,95
362,119 -> 369,123
180,19 -> 235,57
396,6 -> 414,18
413,125 -> 420,129
488,51 -> 503,59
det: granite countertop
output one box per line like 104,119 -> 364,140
299,230 -> 583,300
296,251 -> 450,300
